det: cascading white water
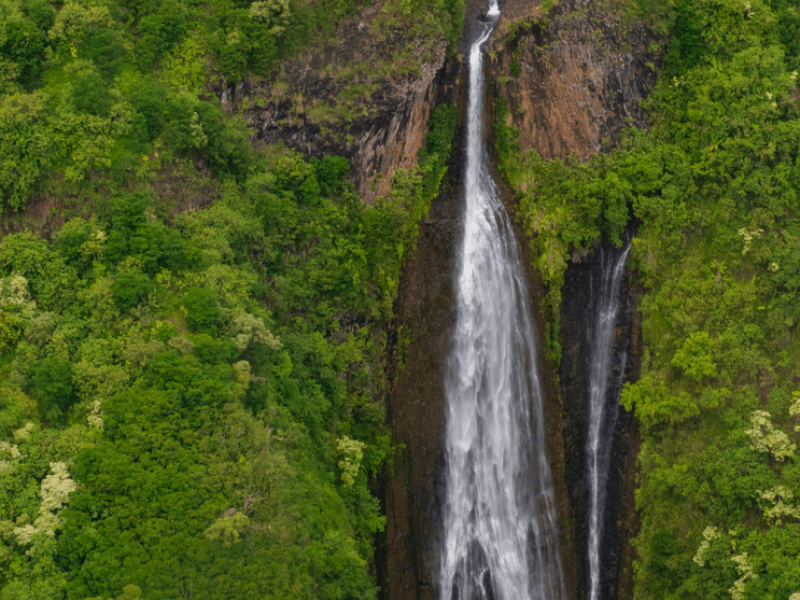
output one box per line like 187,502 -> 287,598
586,246 -> 630,600
439,3 -> 566,599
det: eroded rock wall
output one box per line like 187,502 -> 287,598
560,246 -> 642,600
382,72 -> 466,600
488,0 -> 660,161
223,3 -> 452,201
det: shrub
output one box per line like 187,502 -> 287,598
183,286 -> 222,334
71,70 -> 113,116
312,155 -> 350,197
32,356 -> 76,421
112,270 -> 152,312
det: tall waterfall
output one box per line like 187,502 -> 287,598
586,246 -> 630,600
439,2 -> 566,599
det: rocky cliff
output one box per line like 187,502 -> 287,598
383,1 -> 658,599
488,0 -> 659,161
222,2 -> 454,201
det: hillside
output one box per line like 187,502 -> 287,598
1,0 -> 800,599
0,0 -> 459,598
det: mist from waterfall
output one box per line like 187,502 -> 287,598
586,246 -> 630,600
439,2 -> 566,598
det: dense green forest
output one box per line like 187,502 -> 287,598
496,0 -> 800,598
0,0 -> 459,598
3,0 -> 800,598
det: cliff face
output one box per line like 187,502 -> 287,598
222,3 -> 451,201
560,246 -> 642,600
381,63 -> 466,600
384,2 -> 657,599
488,0 -> 659,161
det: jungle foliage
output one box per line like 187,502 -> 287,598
0,0 -> 464,214
0,0 -> 461,598
497,1 -> 800,598
0,141 -> 451,598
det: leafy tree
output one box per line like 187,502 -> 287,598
71,70 -> 113,117
0,17 -> 48,89
183,287 -> 223,335
31,356 -> 75,421
111,269 -> 151,313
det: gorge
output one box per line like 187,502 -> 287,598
384,1 -> 650,598
439,2 -> 565,599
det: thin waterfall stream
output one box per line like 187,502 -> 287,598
586,246 -> 630,600
439,2 -> 566,599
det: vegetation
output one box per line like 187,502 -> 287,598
0,0 -> 463,216
6,0 -> 798,597
498,0 -> 800,598
0,0 -> 461,598
0,139 -> 455,598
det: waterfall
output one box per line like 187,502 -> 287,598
439,2 -> 566,599
586,246 -> 630,600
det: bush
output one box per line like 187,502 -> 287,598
71,71 -> 113,116
112,270 -> 152,312
135,0 -> 188,71
106,192 -> 151,261
1,18 -> 47,89
183,286 -> 222,334
32,356 -> 76,421
128,76 -> 168,143
81,28 -> 129,79
56,218 -> 94,266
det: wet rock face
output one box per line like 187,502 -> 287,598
488,0 -> 660,161
560,245 -> 641,600
382,83 -> 466,600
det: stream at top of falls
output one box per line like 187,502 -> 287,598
439,2 -> 566,599
586,246 -> 630,600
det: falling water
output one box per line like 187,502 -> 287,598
439,2 -> 566,599
586,246 -> 630,600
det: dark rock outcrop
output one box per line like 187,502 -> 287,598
560,245 -> 642,600
222,3 -> 453,201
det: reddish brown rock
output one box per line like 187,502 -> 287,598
488,1 -> 659,161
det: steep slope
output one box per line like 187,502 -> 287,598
383,1 -> 660,600
226,1 -> 458,200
